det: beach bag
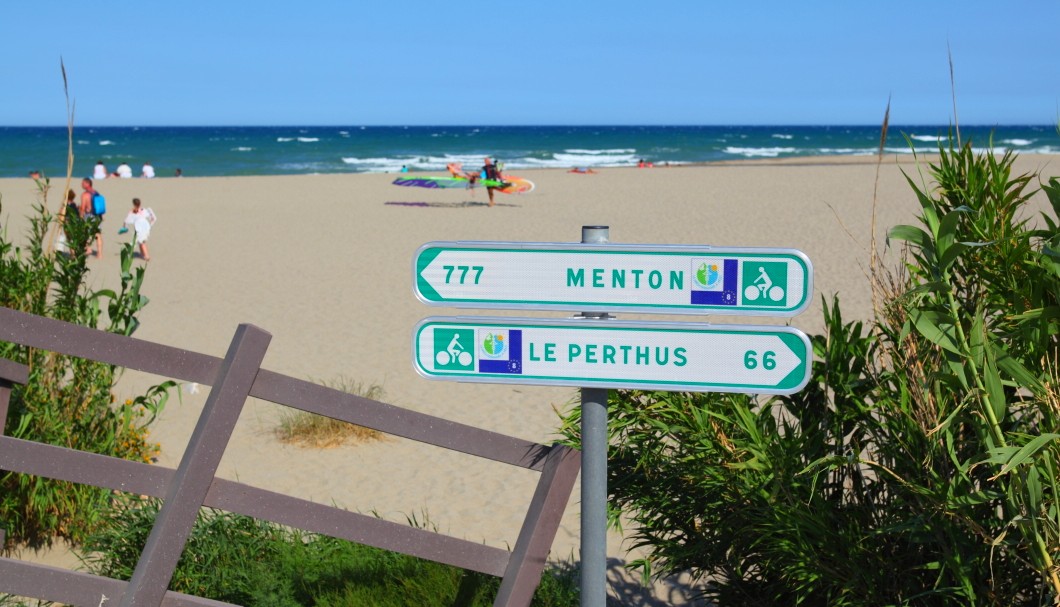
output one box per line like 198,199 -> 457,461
92,192 -> 106,216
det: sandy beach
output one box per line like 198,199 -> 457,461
2,154 -> 1058,603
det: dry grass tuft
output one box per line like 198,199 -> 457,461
275,377 -> 385,448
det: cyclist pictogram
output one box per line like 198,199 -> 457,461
433,328 -> 474,369
741,262 -> 787,306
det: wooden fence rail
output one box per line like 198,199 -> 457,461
0,306 -> 580,607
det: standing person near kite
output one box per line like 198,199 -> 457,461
482,157 -> 501,207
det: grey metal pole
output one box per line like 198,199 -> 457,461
580,225 -> 609,607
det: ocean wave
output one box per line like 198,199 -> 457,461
277,137 -> 294,142
967,145 -> 1060,155
76,140 -> 90,145
232,147 -> 254,152
817,148 -> 876,155
338,151 -> 643,173
905,133 -> 1032,148
99,140 -> 116,146
564,148 -> 636,155
884,146 -> 938,154
274,161 -> 329,173
420,154 -> 502,167
771,134 -> 793,140
909,134 -> 944,142
341,157 -> 412,173
549,152 -> 638,167
724,146 -> 797,158
342,157 -> 402,165
297,137 -> 319,143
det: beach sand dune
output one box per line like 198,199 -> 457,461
1,154 -> 1056,603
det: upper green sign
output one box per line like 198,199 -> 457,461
414,242 -> 813,316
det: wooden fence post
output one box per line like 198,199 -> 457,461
118,324 -> 271,607
0,358 -> 30,436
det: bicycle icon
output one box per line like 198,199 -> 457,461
436,332 -> 473,367
744,265 -> 785,302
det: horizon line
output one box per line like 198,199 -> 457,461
2,123 -> 1053,129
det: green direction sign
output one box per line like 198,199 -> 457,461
413,317 -> 811,395
414,242 -> 813,316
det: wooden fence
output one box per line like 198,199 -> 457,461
0,306 -> 580,607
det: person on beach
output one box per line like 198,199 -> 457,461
80,178 -> 103,258
116,162 -> 133,178
482,157 -> 501,207
93,160 -> 108,180
122,197 -> 155,261
64,188 -> 80,221
57,188 -> 81,254
174,168 -> 183,177
447,162 -> 475,181
141,161 -> 156,178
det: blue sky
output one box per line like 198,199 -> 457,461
4,1 -> 1058,126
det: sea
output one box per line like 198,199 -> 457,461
2,125 -> 1057,179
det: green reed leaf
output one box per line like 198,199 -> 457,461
909,308 -> 961,354
989,342 -> 1044,394
888,224 -> 935,255
987,434 -> 1060,477
982,349 -> 1007,427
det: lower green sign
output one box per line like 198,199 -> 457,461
413,317 -> 811,394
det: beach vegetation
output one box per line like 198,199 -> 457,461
79,497 -> 580,607
0,63 -> 175,551
0,184 -> 175,550
558,138 -> 1060,605
275,376 -> 384,447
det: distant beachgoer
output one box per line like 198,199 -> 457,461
58,188 -> 80,253
482,157 -> 501,208
64,188 -> 79,220
123,197 -> 155,261
141,162 -> 156,178
93,161 -> 108,180
174,168 -> 183,177
28,170 -> 41,179
116,162 -> 133,178
447,163 -> 471,179
400,165 -> 409,173
80,178 -> 103,258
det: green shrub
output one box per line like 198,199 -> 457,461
81,498 -> 579,607
0,184 -> 174,548
558,140 -> 1060,605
